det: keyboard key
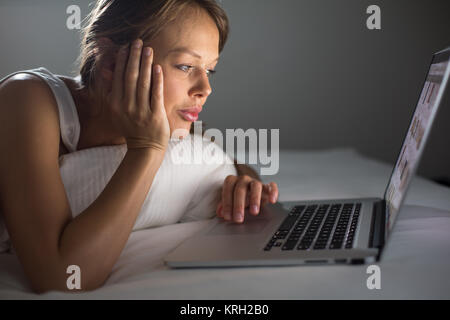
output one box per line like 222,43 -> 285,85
292,205 -> 305,214
297,243 -> 310,250
282,240 -> 298,250
299,241 -> 311,249
302,236 -> 314,242
278,215 -> 299,232
330,242 -> 342,249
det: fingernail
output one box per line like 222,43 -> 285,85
237,213 -> 244,222
143,47 -> 152,56
133,39 -> 142,48
155,65 -> 161,74
251,205 -> 258,214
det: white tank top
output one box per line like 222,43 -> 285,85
0,67 -> 237,253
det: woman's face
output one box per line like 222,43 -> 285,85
148,8 -> 220,137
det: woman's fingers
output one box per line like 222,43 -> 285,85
249,180 -> 263,215
150,64 -> 165,116
221,175 -> 238,221
262,182 -> 278,204
232,176 -> 252,222
218,177 -> 279,224
111,44 -> 128,105
137,46 -> 153,114
216,201 -> 223,218
270,182 -> 279,203
268,182 -> 279,203
124,39 -> 143,113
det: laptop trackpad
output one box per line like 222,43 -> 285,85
207,218 -> 271,235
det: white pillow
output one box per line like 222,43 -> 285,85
0,134 -> 237,253
58,134 -> 237,230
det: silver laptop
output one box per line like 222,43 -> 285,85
164,47 -> 450,268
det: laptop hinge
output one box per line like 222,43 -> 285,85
369,200 -> 386,252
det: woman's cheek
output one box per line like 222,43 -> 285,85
162,71 -> 181,108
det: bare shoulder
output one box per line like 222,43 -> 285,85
0,72 -> 51,92
0,73 -> 59,118
0,73 -> 61,144
0,72 -> 62,170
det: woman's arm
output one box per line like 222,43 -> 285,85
0,79 -> 166,293
58,148 -> 165,290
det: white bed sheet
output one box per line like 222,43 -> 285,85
1,148 -> 450,299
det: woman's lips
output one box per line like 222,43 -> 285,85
177,107 -> 202,122
177,110 -> 199,122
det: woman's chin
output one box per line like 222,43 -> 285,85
169,125 -> 192,140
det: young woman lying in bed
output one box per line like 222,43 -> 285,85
0,0 -> 278,293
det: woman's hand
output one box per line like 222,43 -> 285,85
108,38 -> 170,152
216,175 -> 279,223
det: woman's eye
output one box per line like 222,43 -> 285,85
177,65 -> 193,72
176,65 -> 217,77
206,69 -> 216,77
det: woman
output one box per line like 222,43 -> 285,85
0,0 -> 278,293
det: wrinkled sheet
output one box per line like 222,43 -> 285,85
1,148 -> 449,299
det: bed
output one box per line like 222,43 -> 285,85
1,148 -> 449,299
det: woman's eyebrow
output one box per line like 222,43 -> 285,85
167,47 -> 219,62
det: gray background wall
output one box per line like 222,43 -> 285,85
1,0 -> 449,183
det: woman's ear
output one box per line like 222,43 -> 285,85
96,37 -> 118,83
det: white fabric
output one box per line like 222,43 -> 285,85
58,138 -> 237,230
0,67 -> 237,253
1,148 -> 450,299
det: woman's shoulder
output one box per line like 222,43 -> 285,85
0,72 -> 60,130
0,72 -> 56,105
0,72 -> 61,145
0,69 -> 79,101
0,71 -> 79,157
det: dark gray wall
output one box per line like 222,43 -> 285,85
1,0 -> 449,182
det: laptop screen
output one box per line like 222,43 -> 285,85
384,48 -> 450,235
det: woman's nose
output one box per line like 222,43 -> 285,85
190,70 -> 212,98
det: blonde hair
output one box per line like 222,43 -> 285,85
77,0 -> 229,119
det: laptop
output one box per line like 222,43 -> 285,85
164,47 -> 450,267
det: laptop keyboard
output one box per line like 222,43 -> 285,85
264,203 -> 361,251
